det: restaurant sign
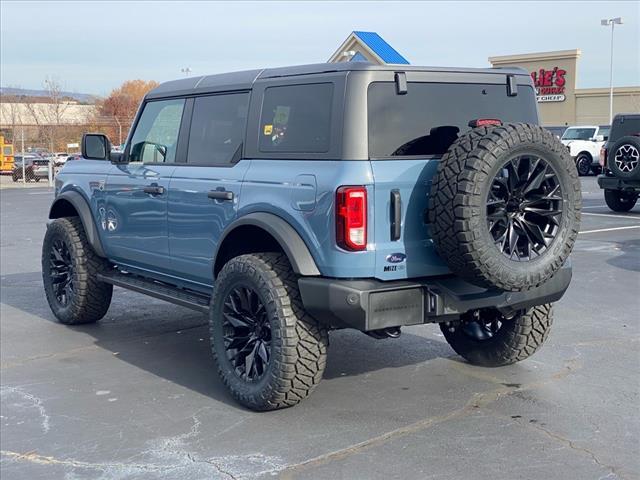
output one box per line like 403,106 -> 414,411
530,67 -> 566,103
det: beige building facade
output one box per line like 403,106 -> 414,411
489,49 -> 640,126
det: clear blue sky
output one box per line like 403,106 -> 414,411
1,1 -> 638,96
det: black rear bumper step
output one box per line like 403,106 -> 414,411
97,271 -> 210,313
298,265 -> 572,331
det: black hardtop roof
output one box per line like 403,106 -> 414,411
146,62 -> 529,99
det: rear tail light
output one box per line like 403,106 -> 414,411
336,186 -> 367,251
599,146 -> 607,167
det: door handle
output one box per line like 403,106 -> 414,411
390,189 -> 402,241
143,185 -> 165,195
208,190 -> 234,201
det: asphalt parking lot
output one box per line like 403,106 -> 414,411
1,176 -> 638,480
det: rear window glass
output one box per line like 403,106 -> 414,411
610,117 -> 640,141
259,83 -> 333,153
368,82 -> 538,157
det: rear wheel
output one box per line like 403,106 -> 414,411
440,304 -> 553,367
604,189 -> 638,212
210,253 -> 328,411
42,218 -> 113,324
575,154 -> 592,176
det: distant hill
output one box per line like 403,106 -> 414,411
0,87 -> 99,104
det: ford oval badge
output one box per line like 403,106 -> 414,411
386,253 -> 406,264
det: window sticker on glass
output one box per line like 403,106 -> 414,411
263,124 -> 273,136
274,106 -> 290,126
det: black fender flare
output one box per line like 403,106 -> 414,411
48,190 -> 106,258
215,212 -> 321,276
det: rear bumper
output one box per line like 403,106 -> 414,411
298,264 -> 572,331
597,175 -> 640,192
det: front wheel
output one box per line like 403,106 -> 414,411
42,218 -> 113,324
210,253 -> 328,411
604,189 -> 638,212
440,304 -> 553,367
575,154 -> 592,176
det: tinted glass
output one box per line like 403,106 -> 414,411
187,93 -> 249,165
3,146 -> 12,155
610,117 -> 640,141
599,126 -> 610,140
561,128 -> 597,141
129,98 -> 185,163
259,83 -> 333,153
368,82 -> 538,157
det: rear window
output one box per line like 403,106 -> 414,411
610,117 -> 640,142
259,83 -> 333,153
368,82 -> 538,157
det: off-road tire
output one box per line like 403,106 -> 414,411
429,123 -> 581,291
441,304 -> 553,367
42,217 -> 113,324
575,153 -> 592,176
608,136 -> 640,180
604,189 -> 638,212
210,253 -> 328,411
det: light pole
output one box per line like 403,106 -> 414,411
601,17 -> 623,125
181,67 -> 192,77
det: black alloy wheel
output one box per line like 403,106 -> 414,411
575,154 -> 591,176
222,285 -> 271,382
487,155 -> 563,261
49,238 -> 74,306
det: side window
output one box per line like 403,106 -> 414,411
187,93 -> 249,166
259,83 -> 333,153
129,98 -> 185,164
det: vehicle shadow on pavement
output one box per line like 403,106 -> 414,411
1,271 -> 452,404
606,239 -> 640,272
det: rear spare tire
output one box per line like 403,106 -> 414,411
429,123 -> 581,292
608,136 -> 640,180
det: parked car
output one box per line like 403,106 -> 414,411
43,62 -> 581,411
545,125 -> 568,139
12,154 -> 50,182
53,152 -> 70,166
561,125 -> 610,176
598,114 -> 640,212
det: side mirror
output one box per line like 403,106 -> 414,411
109,151 -> 128,164
594,135 -> 605,142
81,133 -> 111,160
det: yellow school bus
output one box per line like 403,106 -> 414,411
0,135 -> 15,174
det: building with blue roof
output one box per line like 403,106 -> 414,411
328,31 -> 410,65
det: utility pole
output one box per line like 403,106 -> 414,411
21,127 -> 25,185
601,17 -> 623,124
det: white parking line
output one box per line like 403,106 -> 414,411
581,205 -> 607,210
582,212 -> 640,220
580,225 -> 640,234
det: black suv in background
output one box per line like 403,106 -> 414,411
598,114 -> 640,212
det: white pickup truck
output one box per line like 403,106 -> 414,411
561,125 -> 610,176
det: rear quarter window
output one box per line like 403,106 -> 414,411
259,83 -> 333,153
368,82 -> 538,158
610,117 -> 640,142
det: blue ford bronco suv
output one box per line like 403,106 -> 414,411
43,63 -> 581,410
